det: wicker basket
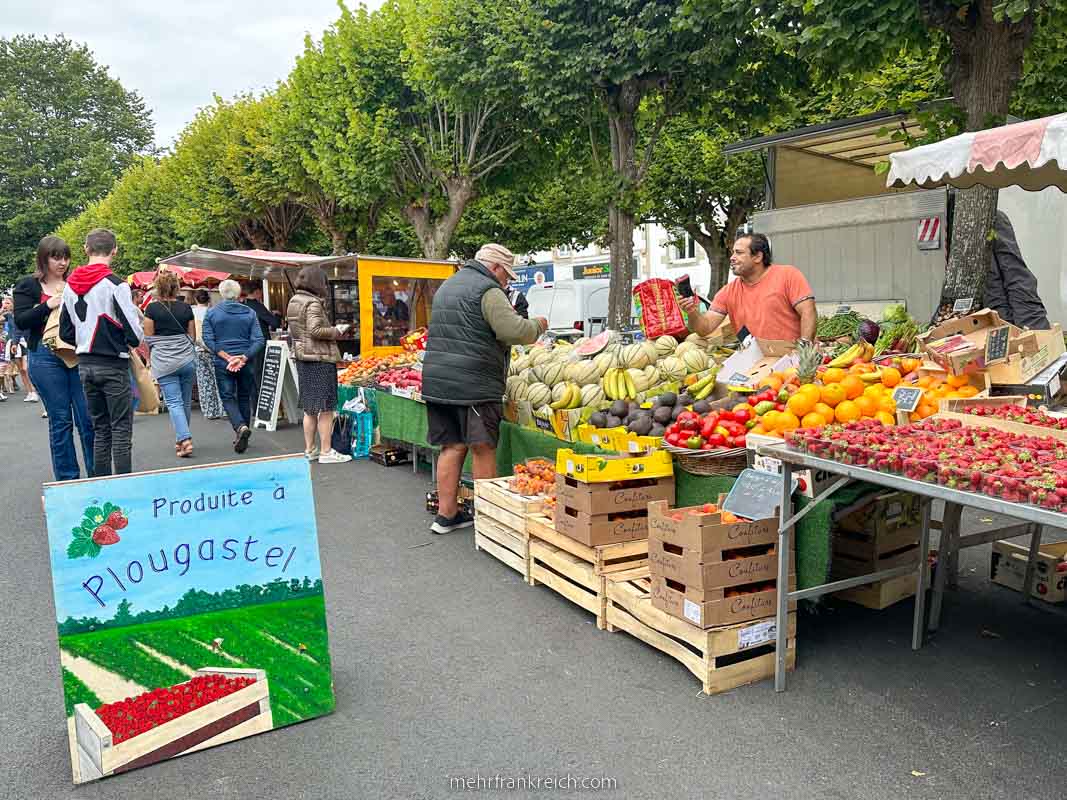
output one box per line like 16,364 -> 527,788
662,443 -> 748,476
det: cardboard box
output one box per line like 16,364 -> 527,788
989,352 -> 1067,406
918,309 -> 1064,384
648,500 -> 778,555
650,574 -> 796,629
648,537 -> 779,590
555,474 -> 674,515
553,505 -> 648,546
718,338 -> 797,387
556,448 -> 674,483
990,539 -> 1067,604
836,491 -> 921,538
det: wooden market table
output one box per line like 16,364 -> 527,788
760,442 -> 1060,692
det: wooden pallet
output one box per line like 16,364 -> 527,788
605,570 -> 797,695
529,537 -> 606,629
527,512 -> 647,577
474,516 -> 528,578
472,479 -> 547,579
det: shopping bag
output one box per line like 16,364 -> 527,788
129,347 -> 160,414
633,278 -> 689,339
331,413 -> 353,456
352,410 -> 375,459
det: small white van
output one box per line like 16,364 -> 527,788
525,279 -> 635,334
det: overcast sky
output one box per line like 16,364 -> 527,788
3,1 -> 384,148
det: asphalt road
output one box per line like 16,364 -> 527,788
1,395 -> 1065,800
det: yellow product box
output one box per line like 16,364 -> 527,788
575,424 -> 626,451
555,448 -> 674,483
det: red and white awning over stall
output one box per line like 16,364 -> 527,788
886,113 -> 1067,192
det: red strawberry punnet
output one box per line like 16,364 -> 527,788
92,524 -> 120,546
106,510 -> 128,529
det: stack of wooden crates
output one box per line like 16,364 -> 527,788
832,491 -> 922,609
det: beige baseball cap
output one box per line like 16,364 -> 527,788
475,243 -> 520,281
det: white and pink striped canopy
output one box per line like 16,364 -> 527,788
887,113 -> 1067,192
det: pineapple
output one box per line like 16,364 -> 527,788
795,339 -> 822,384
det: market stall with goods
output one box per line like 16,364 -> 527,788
159,248 -> 454,359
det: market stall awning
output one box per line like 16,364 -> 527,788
127,265 -> 231,289
886,113 -> 1067,192
159,248 -> 358,282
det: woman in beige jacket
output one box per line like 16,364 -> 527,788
286,265 -> 352,464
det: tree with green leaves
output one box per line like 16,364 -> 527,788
508,1 -> 774,327
0,35 -> 152,285
641,112 -> 765,289
773,0 -> 1066,309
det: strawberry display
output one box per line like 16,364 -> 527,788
95,674 -> 257,744
963,404 -> 1067,430
786,417 -> 1067,512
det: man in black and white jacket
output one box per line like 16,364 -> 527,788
60,229 -> 143,476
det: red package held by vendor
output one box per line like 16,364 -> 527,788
633,278 -> 688,339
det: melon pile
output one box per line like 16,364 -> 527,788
505,331 -> 722,416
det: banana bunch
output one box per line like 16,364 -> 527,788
687,371 -> 719,401
827,341 -> 875,369
549,382 -> 584,410
860,368 -> 885,383
603,368 -> 637,400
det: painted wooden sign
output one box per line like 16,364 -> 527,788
43,455 -> 334,784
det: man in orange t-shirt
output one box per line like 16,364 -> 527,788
680,233 -> 817,342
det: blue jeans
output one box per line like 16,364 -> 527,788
27,345 -> 94,481
157,361 -> 196,443
214,361 -> 256,431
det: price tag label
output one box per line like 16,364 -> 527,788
984,325 -> 1011,365
892,386 -> 923,413
834,305 -> 852,316
952,297 -> 974,315
729,371 -> 753,385
683,599 -> 702,625
738,620 -> 777,649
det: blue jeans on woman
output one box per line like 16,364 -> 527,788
27,344 -> 94,481
157,361 -> 196,443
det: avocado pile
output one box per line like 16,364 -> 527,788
587,391 -> 716,439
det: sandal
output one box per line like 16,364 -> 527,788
179,439 -> 194,458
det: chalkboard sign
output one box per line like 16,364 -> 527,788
952,297 -> 974,315
254,340 -> 299,432
722,468 -> 798,521
892,386 -> 923,413
985,325 -> 1011,365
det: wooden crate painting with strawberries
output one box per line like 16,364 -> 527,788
74,668 -> 271,780
43,456 -> 335,784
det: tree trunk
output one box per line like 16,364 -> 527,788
403,176 -> 475,260
686,224 -> 729,292
606,82 -> 643,329
930,0 -> 1036,311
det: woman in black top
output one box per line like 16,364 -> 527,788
143,270 -> 197,457
12,236 -> 95,480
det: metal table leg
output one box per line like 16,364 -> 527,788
942,502 -> 963,589
1022,524 -> 1044,606
911,499 -> 933,650
775,461 -> 793,692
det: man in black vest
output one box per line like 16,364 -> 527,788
423,244 -> 548,534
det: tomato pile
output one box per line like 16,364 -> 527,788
663,407 -> 753,450
786,418 -> 1067,511
95,674 -> 256,743
963,404 -> 1067,430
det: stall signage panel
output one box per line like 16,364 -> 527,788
572,263 -> 610,279
892,386 -> 923,413
985,325 -> 1012,365
43,456 -> 335,784
510,264 -> 554,290
254,341 -> 299,432
722,468 -> 797,521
